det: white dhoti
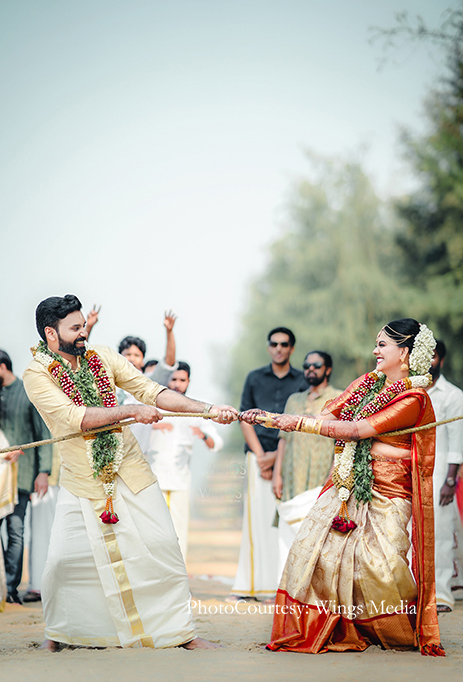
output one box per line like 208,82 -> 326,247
42,479 -> 195,648
0,432 -> 16,611
452,516 -> 463,599
277,486 -> 322,579
434,492 -> 459,608
0,460 -> 17,521
28,485 -> 59,592
231,452 -> 279,599
0,543 -> 5,611
161,489 -> 190,560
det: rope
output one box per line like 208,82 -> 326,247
0,412 -> 219,455
380,413 -> 463,437
2,411 -> 463,456
251,411 -> 463,438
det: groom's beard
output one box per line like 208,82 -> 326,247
58,334 -> 86,356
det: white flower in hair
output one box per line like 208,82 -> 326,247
409,324 -> 436,376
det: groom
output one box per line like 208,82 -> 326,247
23,294 -> 237,651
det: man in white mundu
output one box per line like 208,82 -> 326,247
427,340 -> 463,612
23,295 -> 237,651
230,328 -> 305,601
24,445 -> 60,602
147,362 -> 223,558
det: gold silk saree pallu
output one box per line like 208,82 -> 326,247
268,390 -> 444,656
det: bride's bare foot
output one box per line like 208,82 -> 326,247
181,637 -> 221,650
40,639 -> 59,652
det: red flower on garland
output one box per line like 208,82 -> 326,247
331,516 -> 357,533
100,510 -> 119,524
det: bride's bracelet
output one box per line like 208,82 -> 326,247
295,417 -> 323,435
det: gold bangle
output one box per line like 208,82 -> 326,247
300,417 -> 316,433
299,418 -> 323,434
296,417 -> 304,432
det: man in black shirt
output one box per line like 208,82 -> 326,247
229,328 -> 305,601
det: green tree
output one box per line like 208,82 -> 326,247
227,155 -> 405,408
385,9 -> 463,384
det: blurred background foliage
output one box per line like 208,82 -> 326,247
224,8 -> 463,413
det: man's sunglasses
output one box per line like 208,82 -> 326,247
303,361 -> 324,370
268,341 -> 290,348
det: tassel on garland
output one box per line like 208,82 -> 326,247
100,496 -> 119,524
331,500 -> 357,533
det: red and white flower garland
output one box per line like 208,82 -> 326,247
332,370 -> 431,528
32,343 -> 123,524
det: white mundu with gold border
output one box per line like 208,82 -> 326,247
43,480 -> 194,647
231,451 -> 279,599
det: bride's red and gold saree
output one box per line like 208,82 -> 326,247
268,380 -> 443,656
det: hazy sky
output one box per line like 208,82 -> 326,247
1,0 -> 453,402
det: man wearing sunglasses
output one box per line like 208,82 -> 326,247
229,327 -> 306,603
272,351 -> 342,574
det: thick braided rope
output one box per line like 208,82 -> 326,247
0,412 -> 219,455
251,411 -> 463,437
379,414 -> 463,436
2,412 -> 463,456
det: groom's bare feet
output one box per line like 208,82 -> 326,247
40,639 -> 60,652
181,637 -> 221,650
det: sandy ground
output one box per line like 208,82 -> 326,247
1,454 -> 463,681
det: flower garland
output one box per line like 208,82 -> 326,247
331,369 -> 431,532
409,324 -> 436,376
32,341 -> 123,524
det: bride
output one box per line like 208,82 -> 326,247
240,318 -> 444,656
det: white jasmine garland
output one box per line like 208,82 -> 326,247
33,350 -> 54,369
337,441 -> 356,481
409,324 -> 436,376
339,487 -> 350,502
408,374 -> 433,389
99,432 -> 125,501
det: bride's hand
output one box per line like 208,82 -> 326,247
239,409 -> 267,424
239,410 -> 301,432
271,415 -> 300,432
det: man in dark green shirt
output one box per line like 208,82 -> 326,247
0,349 -> 52,604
